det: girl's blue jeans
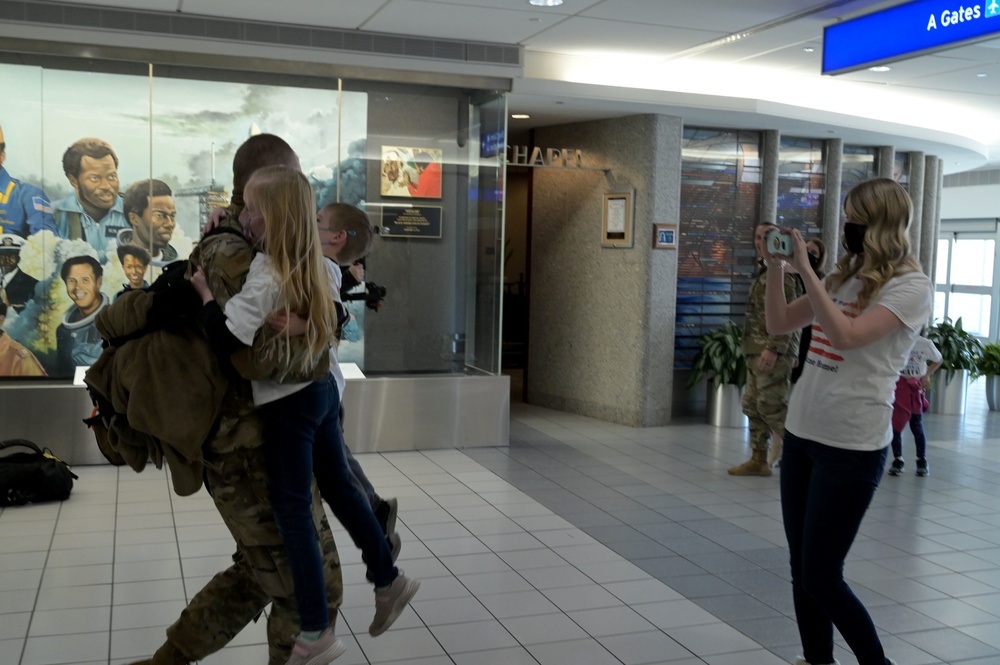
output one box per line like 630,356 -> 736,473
261,374 -> 397,632
781,430 -> 889,665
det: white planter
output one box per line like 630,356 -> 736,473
986,375 -> 1000,411
707,384 -> 748,428
929,369 -> 969,415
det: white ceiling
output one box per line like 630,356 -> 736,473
26,0 -> 1000,172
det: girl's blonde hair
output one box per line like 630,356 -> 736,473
828,177 -> 921,310
247,165 -> 338,372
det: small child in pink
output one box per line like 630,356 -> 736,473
888,334 -> 942,477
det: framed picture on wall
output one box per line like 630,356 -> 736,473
380,145 -> 443,199
602,190 -> 634,248
653,223 -> 678,249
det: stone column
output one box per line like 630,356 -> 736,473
823,138 -> 843,269
908,152 -> 925,260
921,156 -> 941,280
760,130 -> 780,224
877,146 -> 895,179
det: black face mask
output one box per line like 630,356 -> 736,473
844,222 -> 867,254
808,253 -> 822,272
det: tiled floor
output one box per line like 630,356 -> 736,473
3,389 -> 1000,665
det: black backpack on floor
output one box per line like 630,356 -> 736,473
0,439 -> 78,506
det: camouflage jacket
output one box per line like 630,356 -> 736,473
741,264 -> 804,357
188,208 -> 329,385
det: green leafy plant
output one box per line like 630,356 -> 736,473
686,321 -> 748,390
975,342 -> 1000,379
926,317 -> 983,385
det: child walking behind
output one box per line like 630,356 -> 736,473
192,166 -> 418,665
888,332 -> 942,477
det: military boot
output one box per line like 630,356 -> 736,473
728,449 -> 772,476
128,641 -> 190,665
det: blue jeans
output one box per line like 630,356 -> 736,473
781,431 -> 889,665
891,414 -> 927,460
261,374 -> 397,632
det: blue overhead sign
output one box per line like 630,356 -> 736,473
823,0 -> 1000,75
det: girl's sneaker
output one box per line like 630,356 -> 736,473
887,458 -> 904,476
916,458 -> 929,477
285,629 -> 345,665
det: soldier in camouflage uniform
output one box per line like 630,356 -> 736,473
729,223 -> 804,477
131,135 -> 343,665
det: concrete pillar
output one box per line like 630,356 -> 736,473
877,146 -> 895,179
823,138 -> 843,270
908,152 -> 925,260
921,156 -> 941,280
760,130 -> 780,224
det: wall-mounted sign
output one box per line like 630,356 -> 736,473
653,223 -> 678,250
602,190 -> 634,248
507,146 -> 585,168
380,205 -> 443,239
823,0 -> 1000,75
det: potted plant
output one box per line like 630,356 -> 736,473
687,321 -> 748,427
975,342 -> 1000,411
926,317 -> 983,415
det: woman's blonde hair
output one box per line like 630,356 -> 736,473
828,177 -> 921,310
246,165 -> 338,372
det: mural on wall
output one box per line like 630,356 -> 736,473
0,63 -> 369,378
380,145 -> 442,198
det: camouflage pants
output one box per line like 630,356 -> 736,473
163,393 -> 343,665
742,353 -> 794,452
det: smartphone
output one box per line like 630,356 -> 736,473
767,229 -> 793,256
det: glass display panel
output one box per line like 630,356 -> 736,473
676,128 -> 761,367
777,137 -> 823,238
0,60 -> 506,379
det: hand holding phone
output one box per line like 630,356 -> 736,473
767,229 -> 793,256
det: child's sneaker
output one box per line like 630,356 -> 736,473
916,458 -> 929,477
369,572 -> 420,636
284,629 -> 345,665
887,458 -> 904,476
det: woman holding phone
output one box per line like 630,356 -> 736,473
764,178 -> 929,665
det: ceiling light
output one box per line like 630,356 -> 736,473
868,65 -> 891,72
511,113 -> 530,119
803,47 -> 815,53
528,0 -> 563,6
976,72 -> 988,77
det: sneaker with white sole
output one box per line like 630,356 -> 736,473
369,572 -> 420,637
887,458 -> 904,476
284,629 -> 345,665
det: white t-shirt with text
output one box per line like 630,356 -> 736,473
785,270 -> 932,451
899,336 -> 942,378
223,253 -> 344,406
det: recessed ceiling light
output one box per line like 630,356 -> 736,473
511,114 -> 531,119
976,72 -> 988,77
528,0 -> 563,6
868,65 -> 891,72
802,47 -> 815,53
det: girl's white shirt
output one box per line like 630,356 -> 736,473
223,253 -> 345,406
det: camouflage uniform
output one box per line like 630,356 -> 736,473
741,264 -> 803,453
146,211 -> 343,665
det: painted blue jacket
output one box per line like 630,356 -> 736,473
0,166 -> 57,237
53,193 -> 129,259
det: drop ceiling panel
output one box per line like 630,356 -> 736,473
361,0 -> 552,42
522,17 -> 724,58
49,0 -> 178,11
892,62 -> 1000,94
580,0 -> 834,32
182,0 -> 378,29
